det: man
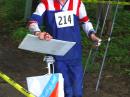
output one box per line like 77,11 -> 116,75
28,0 -> 101,97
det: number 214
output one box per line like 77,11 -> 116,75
58,15 -> 72,25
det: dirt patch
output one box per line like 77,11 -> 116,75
0,35 -> 130,97
84,72 -> 130,97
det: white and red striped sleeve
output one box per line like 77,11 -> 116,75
28,2 -> 46,33
79,1 -> 96,37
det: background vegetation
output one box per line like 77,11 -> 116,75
0,0 -> 130,76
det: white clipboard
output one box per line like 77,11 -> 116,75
18,34 -> 76,56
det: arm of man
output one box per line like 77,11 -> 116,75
79,1 -> 101,46
28,1 -> 52,41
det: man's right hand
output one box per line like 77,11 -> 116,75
35,32 -> 53,41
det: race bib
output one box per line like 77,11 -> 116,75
55,11 -> 74,28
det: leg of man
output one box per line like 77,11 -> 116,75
66,60 -> 83,97
54,60 -> 73,97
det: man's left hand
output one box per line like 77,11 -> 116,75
90,33 -> 102,47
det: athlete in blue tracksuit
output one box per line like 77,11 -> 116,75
28,0 -> 101,97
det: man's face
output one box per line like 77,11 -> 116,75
60,0 -> 66,2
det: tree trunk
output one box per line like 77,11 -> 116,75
24,0 -> 33,20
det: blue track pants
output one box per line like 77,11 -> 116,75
54,59 -> 83,97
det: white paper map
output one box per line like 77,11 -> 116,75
18,34 -> 76,56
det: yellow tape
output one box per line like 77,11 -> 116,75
0,71 -> 36,97
83,0 -> 130,5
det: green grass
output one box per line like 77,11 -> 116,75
0,0 -> 26,21
11,27 -> 30,42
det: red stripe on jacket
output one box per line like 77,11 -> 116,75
27,20 -> 37,26
54,0 -> 61,10
68,0 -> 73,10
76,0 -> 81,16
80,16 -> 89,22
41,0 -> 48,10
